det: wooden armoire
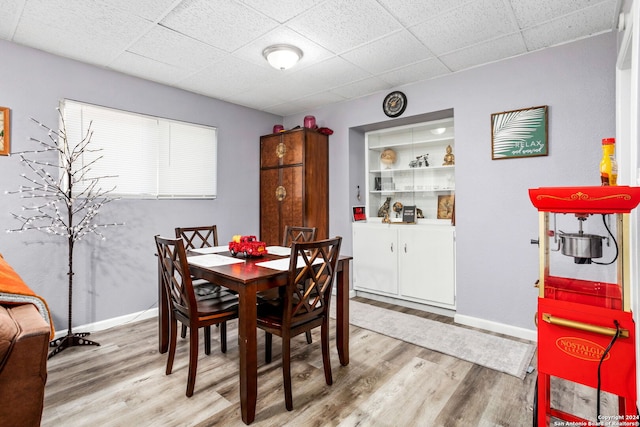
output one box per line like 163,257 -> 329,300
259,128 -> 329,246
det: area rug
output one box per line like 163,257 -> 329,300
332,300 -> 536,379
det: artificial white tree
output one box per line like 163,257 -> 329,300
7,108 -> 122,358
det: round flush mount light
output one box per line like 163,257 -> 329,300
430,127 -> 447,135
263,44 -> 303,70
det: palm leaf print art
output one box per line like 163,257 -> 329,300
492,106 -> 546,158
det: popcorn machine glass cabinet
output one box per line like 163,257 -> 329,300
543,212 -> 622,310
529,186 -> 640,312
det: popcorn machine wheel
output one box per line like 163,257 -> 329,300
529,186 -> 640,426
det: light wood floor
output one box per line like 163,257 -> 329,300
41,298 -> 613,426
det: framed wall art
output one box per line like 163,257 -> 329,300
491,105 -> 547,160
0,107 -> 9,156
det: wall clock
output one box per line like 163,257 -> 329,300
382,91 -> 407,118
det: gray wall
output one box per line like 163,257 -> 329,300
285,32 -> 617,332
0,39 -> 280,330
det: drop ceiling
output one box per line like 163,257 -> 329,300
0,0 -> 628,116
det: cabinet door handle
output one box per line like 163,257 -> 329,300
276,142 -> 286,158
275,185 -> 286,201
390,243 -> 393,252
404,243 -> 407,253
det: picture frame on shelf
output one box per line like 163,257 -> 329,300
437,194 -> 455,220
352,206 -> 367,222
402,205 -> 416,224
0,106 -> 10,156
491,105 -> 547,160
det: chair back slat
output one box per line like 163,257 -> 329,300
175,226 -> 218,249
282,225 -> 317,247
284,237 -> 341,326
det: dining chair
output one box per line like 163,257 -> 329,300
257,236 -> 342,410
175,225 -> 233,339
282,225 -> 317,247
175,225 -> 219,250
282,225 -> 317,344
155,235 -> 239,397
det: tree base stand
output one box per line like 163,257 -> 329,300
48,332 -> 100,359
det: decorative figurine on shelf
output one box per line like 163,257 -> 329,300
443,145 -> 455,166
393,201 -> 403,218
380,148 -> 397,169
378,196 -> 391,217
409,154 -> 429,168
417,207 -> 424,218
382,213 -> 391,224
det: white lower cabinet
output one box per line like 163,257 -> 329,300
352,222 -> 455,309
352,225 -> 398,295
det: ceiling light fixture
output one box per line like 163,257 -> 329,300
431,127 -> 447,135
263,44 -> 303,70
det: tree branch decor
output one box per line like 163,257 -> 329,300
6,108 -> 123,359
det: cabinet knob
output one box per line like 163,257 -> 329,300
390,243 -> 393,252
404,243 -> 407,253
275,185 -> 286,201
276,142 -> 286,158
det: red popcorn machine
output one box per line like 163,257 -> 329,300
529,186 -> 640,426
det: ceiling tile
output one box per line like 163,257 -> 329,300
95,0 -> 180,21
377,58 -> 451,86
341,30 -> 434,74
439,33 -> 527,71
13,0 -> 153,65
260,100 -> 309,117
301,56 -> 372,89
177,55 -> 275,98
160,0 -> 279,52
286,0 -> 402,53
509,0 -> 617,29
288,91 -> 347,112
223,88 -> 287,111
109,51 -> 192,85
329,76 -> 392,99
17,0 -> 152,46
0,0 -> 23,39
127,25 -> 227,71
411,0 -> 519,56
522,1 -> 617,51
377,0 -> 470,27
239,0 -> 324,23
12,25 -> 122,67
252,70 -> 335,100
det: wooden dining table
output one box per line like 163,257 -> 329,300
157,250 -> 352,425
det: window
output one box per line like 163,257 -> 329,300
60,99 -> 217,199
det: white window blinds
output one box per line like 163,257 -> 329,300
60,99 -> 217,199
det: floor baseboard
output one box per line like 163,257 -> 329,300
454,313 -> 537,342
52,307 -> 159,340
